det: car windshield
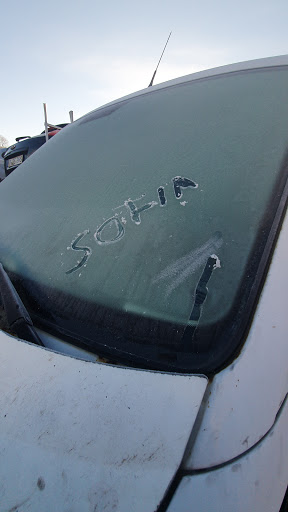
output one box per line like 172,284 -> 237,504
0,65 -> 287,373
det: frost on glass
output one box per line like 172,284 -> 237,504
0,66 -> 288,360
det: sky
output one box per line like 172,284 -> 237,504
1,0 -> 288,145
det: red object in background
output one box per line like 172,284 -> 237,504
48,128 -> 60,138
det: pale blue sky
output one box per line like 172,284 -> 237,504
1,0 -> 288,144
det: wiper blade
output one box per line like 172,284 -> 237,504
0,263 -> 44,346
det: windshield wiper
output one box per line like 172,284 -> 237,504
0,263 -> 44,346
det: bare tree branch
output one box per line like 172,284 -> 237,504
0,135 -> 9,148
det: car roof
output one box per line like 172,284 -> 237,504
79,54 -> 288,124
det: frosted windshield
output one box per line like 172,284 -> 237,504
0,66 -> 287,372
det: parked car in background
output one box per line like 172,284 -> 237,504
0,55 -> 287,512
2,124 -> 67,176
0,149 -> 7,181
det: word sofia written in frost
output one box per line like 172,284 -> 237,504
65,176 -> 198,275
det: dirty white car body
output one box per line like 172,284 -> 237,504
0,56 -> 287,512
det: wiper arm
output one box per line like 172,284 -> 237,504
0,263 -> 44,346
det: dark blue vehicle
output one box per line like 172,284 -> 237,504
2,124 -> 67,176
0,150 -> 7,181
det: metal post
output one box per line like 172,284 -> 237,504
43,103 -> 48,142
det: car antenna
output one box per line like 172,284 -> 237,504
148,31 -> 172,87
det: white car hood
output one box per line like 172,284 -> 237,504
0,330 -> 207,512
